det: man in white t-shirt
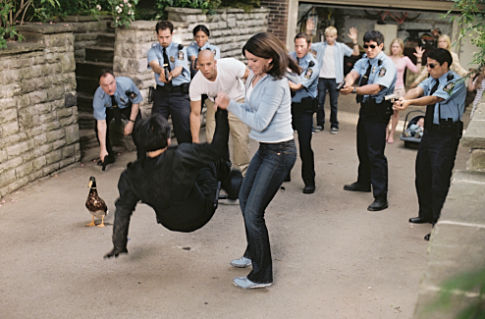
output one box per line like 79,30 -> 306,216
189,50 -> 250,174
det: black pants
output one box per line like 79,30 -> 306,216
94,104 -> 142,159
356,110 -> 388,200
152,85 -> 192,144
415,126 -> 460,223
291,108 -> 315,187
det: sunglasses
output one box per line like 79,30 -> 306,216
363,44 -> 377,49
427,63 -> 437,69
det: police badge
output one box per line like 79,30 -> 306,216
444,81 -> 455,94
305,68 -> 313,79
212,49 -> 217,56
170,56 -> 175,63
379,67 -> 387,77
310,49 -> 317,58
178,50 -> 184,60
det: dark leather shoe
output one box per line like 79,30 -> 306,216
343,182 -> 371,192
303,185 -> 315,194
424,233 -> 431,241
409,217 -> 431,224
367,199 -> 388,211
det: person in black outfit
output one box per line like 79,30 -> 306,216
104,109 -> 240,258
393,48 -> 466,241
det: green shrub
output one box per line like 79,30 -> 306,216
154,0 -> 221,19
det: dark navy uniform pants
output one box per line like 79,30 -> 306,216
415,126 -> 460,223
356,110 -> 388,200
152,85 -> 192,144
291,108 -> 315,187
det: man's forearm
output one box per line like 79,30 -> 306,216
171,66 -> 183,79
129,103 -> 140,121
97,120 -> 108,151
406,95 -> 443,107
190,100 -> 202,143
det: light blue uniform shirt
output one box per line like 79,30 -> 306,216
186,42 -> 221,60
311,41 -> 353,83
419,70 -> 466,124
228,72 -> 294,143
92,76 -> 142,120
147,42 -> 191,87
288,52 -> 319,103
352,51 -> 396,103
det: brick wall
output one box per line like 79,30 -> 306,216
261,0 -> 289,42
0,24 -> 80,198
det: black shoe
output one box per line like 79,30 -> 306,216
303,185 -> 315,194
409,217 -> 431,224
424,233 -> 431,241
343,182 -> 371,192
367,199 -> 388,211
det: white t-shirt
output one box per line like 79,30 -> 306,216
189,58 -> 246,102
320,44 -> 336,79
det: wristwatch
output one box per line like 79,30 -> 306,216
352,87 -> 357,94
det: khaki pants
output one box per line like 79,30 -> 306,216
205,98 -> 250,175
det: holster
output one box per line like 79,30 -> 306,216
360,99 -> 393,123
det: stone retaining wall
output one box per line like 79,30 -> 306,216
414,97 -> 485,318
113,7 -> 269,115
0,24 -> 80,198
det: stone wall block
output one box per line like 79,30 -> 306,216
468,149 -> 485,171
47,86 -> 65,101
0,150 -> 7,163
45,150 -> 63,165
0,108 -> 18,123
15,161 -> 34,179
1,157 -> 23,171
32,156 -> 47,170
0,169 -> 16,188
64,124 -> 80,145
43,162 -> 60,176
2,121 -> 20,137
34,144 -> 54,158
7,176 -> 29,194
46,129 -> 65,143
4,132 -> 27,146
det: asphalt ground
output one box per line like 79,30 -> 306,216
0,94 -> 469,319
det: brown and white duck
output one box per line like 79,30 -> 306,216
85,176 -> 108,227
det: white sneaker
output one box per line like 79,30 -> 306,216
233,276 -> 272,289
230,256 -> 252,268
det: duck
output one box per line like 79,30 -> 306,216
85,176 -> 108,227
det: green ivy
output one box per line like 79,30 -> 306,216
154,0 -> 222,19
445,0 -> 485,66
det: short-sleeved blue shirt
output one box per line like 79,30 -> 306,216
186,42 -> 220,60
92,76 -> 143,121
352,51 -> 396,103
147,42 -> 191,86
289,52 -> 320,103
418,70 -> 466,124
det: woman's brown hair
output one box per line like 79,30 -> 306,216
242,32 -> 301,79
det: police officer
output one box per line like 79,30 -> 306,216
288,32 -> 319,194
147,20 -> 192,144
92,70 -> 142,168
186,24 -> 220,78
393,48 -> 466,241
340,30 -> 397,211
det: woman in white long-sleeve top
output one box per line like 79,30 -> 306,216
216,32 -> 300,289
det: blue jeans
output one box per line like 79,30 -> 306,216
317,78 -> 339,129
240,139 -> 296,283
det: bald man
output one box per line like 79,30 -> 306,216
189,51 -> 250,174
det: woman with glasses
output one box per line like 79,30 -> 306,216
215,32 -> 299,289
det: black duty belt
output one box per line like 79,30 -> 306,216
156,83 -> 189,94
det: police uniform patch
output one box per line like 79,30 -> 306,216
379,67 -> 386,77
310,49 -> 317,58
126,91 -> 137,99
305,68 -> 313,79
212,49 -> 217,56
170,56 -> 175,63
444,81 -> 455,94
178,50 -> 184,60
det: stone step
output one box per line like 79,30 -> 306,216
85,46 -> 114,63
77,92 -> 93,112
79,111 -> 95,130
97,32 -> 115,46
79,129 -> 99,162
76,61 -> 113,77
76,75 -> 99,96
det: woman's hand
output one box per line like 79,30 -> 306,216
414,47 -> 425,63
215,92 -> 230,110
